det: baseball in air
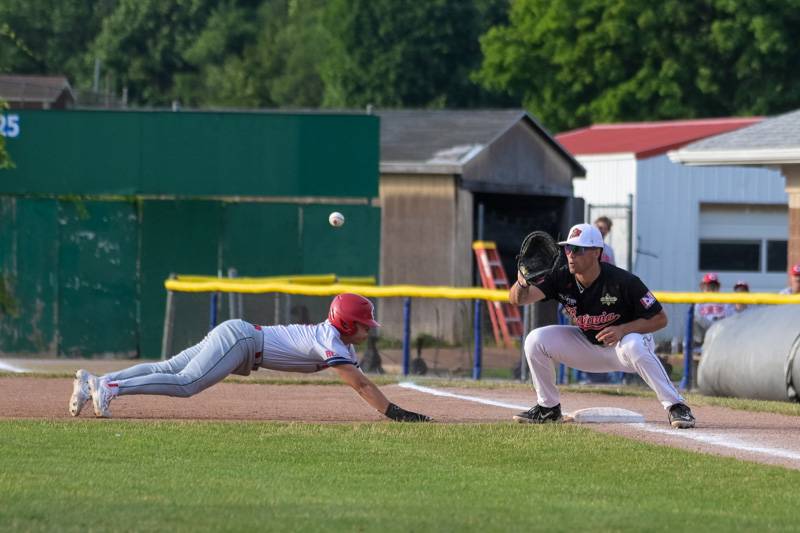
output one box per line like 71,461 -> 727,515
328,211 -> 345,227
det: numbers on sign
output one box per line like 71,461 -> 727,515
0,114 -> 20,137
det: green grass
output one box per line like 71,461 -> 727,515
2,421 -> 800,532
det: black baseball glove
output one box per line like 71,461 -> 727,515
516,231 -> 561,286
385,403 -> 431,422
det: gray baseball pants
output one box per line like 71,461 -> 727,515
103,319 -> 260,397
525,325 -> 684,410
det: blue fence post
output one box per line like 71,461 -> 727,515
209,293 -> 219,331
473,299 -> 482,380
402,297 -> 411,376
680,305 -> 695,390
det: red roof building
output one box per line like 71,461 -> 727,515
556,117 -> 762,159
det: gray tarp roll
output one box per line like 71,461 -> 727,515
698,305 -> 800,401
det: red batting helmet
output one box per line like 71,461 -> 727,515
328,293 -> 380,336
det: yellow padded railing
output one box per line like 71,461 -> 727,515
164,276 -> 800,304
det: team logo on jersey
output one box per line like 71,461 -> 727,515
569,228 -> 582,239
324,350 -> 335,358
640,292 -> 656,309
600,293 -> 618,306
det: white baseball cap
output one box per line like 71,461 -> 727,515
558,223 -> 604,248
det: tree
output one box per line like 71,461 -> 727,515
0,99 -> 10,169
180,0 -> 333,108
92,0 -> 332,108
92,0 -> 222,106
321,0 -> 512,108
0,0 -> 115,89
475,0 -> 800,132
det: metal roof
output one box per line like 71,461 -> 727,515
0,75 -> 74,103
377,109 -> 584,176
670,109 -> 800,165
556,117 -> 761,159
679,109 -> 800,151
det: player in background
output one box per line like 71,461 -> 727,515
593,216 -> 616,266
779,263 -> 800,295
733,280 -> 751,313
692,273 -> 734,351
510,223 -> 695,429
69,293 -> 431,423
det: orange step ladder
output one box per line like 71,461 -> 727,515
472,241 -> 523,349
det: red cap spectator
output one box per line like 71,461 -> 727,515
791,263 -> 800,277
702,273 -> 720,285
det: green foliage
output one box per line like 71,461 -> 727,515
92,0 -> 219,105
475,0 -> 800,132
322,0 -> 512,108
3,420 -> 800,531
0,98 -> 10,169
0,0 -> 115,88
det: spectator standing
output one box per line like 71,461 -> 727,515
693,273 -> 734,350
779,263 -> 800,295
733,280 -> 750,313
594,216 -> 616,266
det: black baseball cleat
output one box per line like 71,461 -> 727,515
513,404 -> 562,424
668,403 -> 696,429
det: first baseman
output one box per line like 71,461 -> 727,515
509,223 -> 695,428
69,293 -> 431,422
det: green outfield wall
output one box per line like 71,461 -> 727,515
0,110 -> 380,358
0,110 -> 378,197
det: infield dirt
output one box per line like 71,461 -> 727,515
3,376 -> 800,470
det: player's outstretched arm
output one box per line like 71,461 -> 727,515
332,364 -> 431,422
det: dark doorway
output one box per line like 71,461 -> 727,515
474,193 -> 567,282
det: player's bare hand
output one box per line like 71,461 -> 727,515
596,325 -> 626,346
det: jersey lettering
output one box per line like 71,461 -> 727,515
539,263 -> 662,345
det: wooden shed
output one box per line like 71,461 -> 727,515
376,110 -> 585,343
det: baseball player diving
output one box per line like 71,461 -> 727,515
510,223 -> 695,429
69,293 -> 431,422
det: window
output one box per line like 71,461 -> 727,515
699,241 -> 760,271
767,240 -> 788,272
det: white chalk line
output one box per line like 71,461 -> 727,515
0,360 -> 30,373
399,382 -> 800,463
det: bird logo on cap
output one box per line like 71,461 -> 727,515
569,228 -> 582,239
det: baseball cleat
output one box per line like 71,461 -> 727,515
89,377 -> 117,418
668,403 -> 695,429
513,404 -> 562,424
69,369 -> 93,417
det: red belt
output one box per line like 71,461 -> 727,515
253,324 -> 263,369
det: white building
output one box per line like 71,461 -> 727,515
557,118 -> 788,342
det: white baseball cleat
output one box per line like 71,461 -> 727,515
89,377 -> 117,418
69,369 -> 93,417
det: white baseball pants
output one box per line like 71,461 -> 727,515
525,325 -> 684,410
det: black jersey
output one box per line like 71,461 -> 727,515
535,262 -> 663,345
